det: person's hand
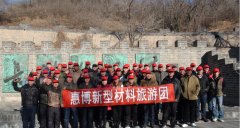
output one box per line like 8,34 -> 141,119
65,70 -> 69,74
13,78 -> 18,83
43,78 -> 48,83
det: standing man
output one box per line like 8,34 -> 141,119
209,68 -> 226,122
180,67 -> 200,127
196,66 -> 209,122
161,68 -> 181,128
140,70 -> 158,128
71,63 -> 81,84
12,77 -> 39,128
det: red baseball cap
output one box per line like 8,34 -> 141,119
116,68 -> 121,72
179,67 -> 185,71
42,70 -> 48,74
167,68 -> 175,73
139,64 -> 143,68
203,64 -> 210,68
82,69 -> 89,73
158,64 -> 163,68
101,76 -> 108,81
54,70 -> 60,74
98,61 -> 103,65
62,64 -> 67,68
67,74 -> 72,78
166,64 -> 171,68
113,75 -> 119,80
46,62 -> 51,65
128,75 -> 134,79
133,63 -> 138,67
196,66 -> 203,71
85,61 -> 91,65
53,80 -> 59,83
28,77 -> 34,81
152,63 -> 157,67
190,63 -> 196,67
36,66 -> 42,70
123,64 -> 129,68
50,67 -> 55,71
113,63 -> 118,67
100,68 -> 107,72
146,70 -> 151,74
141,69 -> 147,73
186,67 -> 192,71
68,61 -> 73,65
213,68 -> 220,73
73,63 -> 79,67
32,72 -> 38,76
83,74 -> 90,79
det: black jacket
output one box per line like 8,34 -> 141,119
161,76 -> 181,101
12,82 -> 39,106
196,74 -> 209,96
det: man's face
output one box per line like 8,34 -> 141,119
43,74 -> 48,78
86,65 -> 90,68
123,68 -> 129,73
114,66 -> 118,70
166,67 -> 171,70
108,68 -> 113,72
204,68 -> 209,73
146,74 -> 151,79
102,80 -> 107,85
214,72 -> 220,77
129,79 -> 134,84
198,70 -> 203,75
67,78 -> 73,83
114,79 -> 119,83
192,67 -> 196,71
153,67 -> 158,71
55,74 -> 60,78
74,66 -> 79,71
85,78 -> 90,83
186,70 -> 192,76
116,71 -> 122,76
69,65 -> 73,69
168,72 -> 174,78
133,67 -> 138,71
98,65 -> 103,69
144,66 -> 150,70
180,70 -> 185,76
28,81 -> 34,85
101,72 -> 106,76
53,83 -> 59,88
93,67 -> 98,71
47,64 -> 52,68
62,67 -> 67,72
46,79 -> 52,85
158,68 -> 164,72
58,66 -> 62,70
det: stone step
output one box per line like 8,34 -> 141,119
218,54 -> 229,60
225,58 -> 237,64
233,63 -> 240,70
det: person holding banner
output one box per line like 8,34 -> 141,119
123,75 -> 139,128
12,77 -> 39,128
63,74 -> 79,128
140,70 -> 158,128
112,75 -> 123,128
96,76 -> 113,128
180,67 -> 200,127
160,68 -> 181,128
78,74 -> 95,128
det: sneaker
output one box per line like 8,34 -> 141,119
161,125 -> 167,128
125,126 -> 131,128
190,123 -> 196,127
213,118 -> 217,122
182,124 -> 188,127
218,119 -> 224,122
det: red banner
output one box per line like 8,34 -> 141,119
62,84 -> 175,108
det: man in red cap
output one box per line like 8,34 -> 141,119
111,75 -> 123,128
71,63 -> 81,85
12,77 -> 39,128
122,64 -> 130,82
115,68 -> 124,83
68,61 -> 74,72
157,64 -> 168,84
140,70 -> 158,127
36,76 -> 52,128
208,68 -> 225,122
144,64 -> 150,71
139,64 -> 144,70
180,67 -> 200,127
78,74 -> 94,128
203,64 -> 211,77
152,63 -> 160,84
190,63 -> 197,76
113,63 -> 119,71
196,66 -> 209,122
98,61 -> 103,70
166,64 -> 172,71
95,76 -> 112,128
172,65 -> 182,80
46,61 -> 52,71
178,67 -> 186,79
123,75 -> 139,128
161,68 -> 181,128
84,61 -> 94,72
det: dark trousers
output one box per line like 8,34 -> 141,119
64,108 -> 79,128
95,107 -> 108,128
112,106 -> 122,128
123,105 -> 138,127
143,104 -> 155,127
197,94 -> 207,120
80,107 -> 93,128
177,97 -> 184,123
22,105 -> 37,128
154,103 -> 162,125
48,106 -> 61,128
161,102 -> 178,127
182,99 -> 197,124
38,104 -> 48,128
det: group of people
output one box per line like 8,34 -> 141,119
13,61 -> 226,128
